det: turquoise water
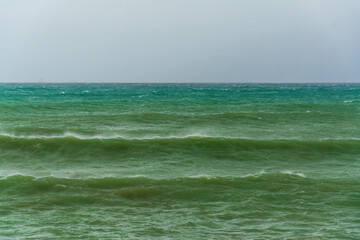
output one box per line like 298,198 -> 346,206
0,83 -> 359,239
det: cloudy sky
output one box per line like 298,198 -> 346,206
1,0 -> 359,83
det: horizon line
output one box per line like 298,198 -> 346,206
1,82 -> 359,84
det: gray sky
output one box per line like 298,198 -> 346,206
1,0 -> 359,83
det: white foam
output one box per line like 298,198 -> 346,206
242,170 -> 266,178
186,174 -> 213,179
0,132 -> 218,140
241,170 -> 306,178
1,132 -> 359,142
281,170 -> 306,178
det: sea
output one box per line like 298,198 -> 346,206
0,83 -> 359,239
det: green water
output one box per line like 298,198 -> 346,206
0,83 -> 359,239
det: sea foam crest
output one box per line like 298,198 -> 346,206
0,132 -> 221,140
280,170 -> 306,178
242,170 -> 306,178
1,132 -> 360,142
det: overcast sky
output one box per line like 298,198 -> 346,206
1,0 -> 359,83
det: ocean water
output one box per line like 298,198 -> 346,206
0,83 -> 359,239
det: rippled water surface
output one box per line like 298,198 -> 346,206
0,83 -> 359,239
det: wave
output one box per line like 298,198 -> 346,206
2,132 -> 360,141
0,172 -> 313,193
0,132 -> 213,140
1,110 -> 356,121
1,134 -> 359,159
0,170 -> 306,181
1,173 -> 357,203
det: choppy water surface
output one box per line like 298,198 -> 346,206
0,83 -> 359,239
